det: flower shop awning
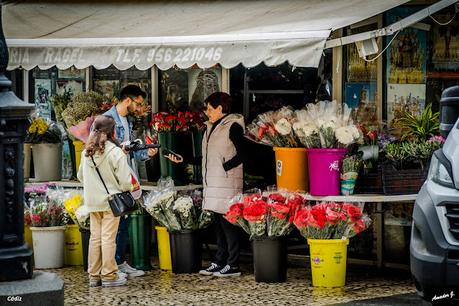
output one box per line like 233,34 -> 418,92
4,0 -> 408,70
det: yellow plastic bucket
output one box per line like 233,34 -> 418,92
64,224 -> 83,266
24,225 -> 33,250
155,226 -> 172,270
73,140 -> 85,172
273,147 -> 308,192
308,238 -> 349,287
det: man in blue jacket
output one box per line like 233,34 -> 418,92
104,85 -> 156,278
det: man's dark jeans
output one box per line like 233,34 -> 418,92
116,215 -> 131,265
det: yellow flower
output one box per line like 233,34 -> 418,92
64,194 -> 83,223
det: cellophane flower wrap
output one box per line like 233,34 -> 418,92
293,202 -> 372,239
28,188 -> 67,227
225,191 -> 305,240
143,187 -> 213,231
143,188 -> 181,231
63,189 -> 90,229
295,101 -> 362,148
246,106 -> 300,147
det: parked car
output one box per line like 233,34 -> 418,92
411,86 -> 459,302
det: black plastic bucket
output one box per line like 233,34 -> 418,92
252,237 -> 287,283
80,228 -> 90,272
169,230 -> 202,273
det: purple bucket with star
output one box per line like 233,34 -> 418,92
307,148 -> 348,196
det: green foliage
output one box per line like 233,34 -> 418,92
51,88 -> 72,124
384,140 -> 442,170
342,154 -> 362,173
395,103 -> 439,141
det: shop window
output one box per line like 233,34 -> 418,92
232,62 -> 322,122
158,65 -> 222,113
426,6 -> 459,113
343,22 -> 378,128
384,6 -> 427,126
29,66 -> 86,120
92,65 -> 151,101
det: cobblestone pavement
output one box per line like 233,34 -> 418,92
46,263 -> 417,306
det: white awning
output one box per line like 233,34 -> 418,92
4,0 -> 409,70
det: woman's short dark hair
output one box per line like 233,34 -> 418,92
205,92 -> 231,113
85,115 -> 117,156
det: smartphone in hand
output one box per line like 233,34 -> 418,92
162,148 -> 183,162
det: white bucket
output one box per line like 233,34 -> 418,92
32,143 -> 62,181
30,226 -> 66,269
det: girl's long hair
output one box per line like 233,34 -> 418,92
85,115 -> 118,157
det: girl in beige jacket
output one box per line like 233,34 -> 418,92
77,115 -> 133,288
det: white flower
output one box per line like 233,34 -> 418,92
335,126 -> 355,145
75,205 -> 90,228
275,118 -> 292,136
173,196 -> 194,218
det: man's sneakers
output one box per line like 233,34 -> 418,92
212,265 -> 241,277
101,272 -> 127,287
199,262 -> 222,276
118,261 -> 145,279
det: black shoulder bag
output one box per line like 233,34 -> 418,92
91,156 -> 136,217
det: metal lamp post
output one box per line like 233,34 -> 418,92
0,4 -> 34,282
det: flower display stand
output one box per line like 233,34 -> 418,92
32,143 -> 62,181
155,226 -> 172,270
308,238 -> 349,287
252,237 -> 287,283
273,147 -> 308,192
80,228 -> 90,272
382,165 -> 427,195
307,148 -> 347,196
64,224 -> 83,266
169,230 -> 202,273
128,213 -> 153,271
30,226 -> 66,269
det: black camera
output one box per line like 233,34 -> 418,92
124,140 -> 160,152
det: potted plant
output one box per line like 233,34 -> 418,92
382,136 -> 444,194
26,117 -> 63,181
28,190 -> 68,269
225,191 -> 304,283
143,188 -> 213,273
293,202 -> 372,287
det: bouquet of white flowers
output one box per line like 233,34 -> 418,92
293,100 -> 362,148
143,189 -> 214,231
143,189 -> 181,231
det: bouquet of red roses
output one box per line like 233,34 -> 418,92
293,202 -> 371,240
150,111 -> 206,133
225,192 -> 305,239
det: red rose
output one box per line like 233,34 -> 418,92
293,208 -> 310,229
343,203 -> 362,222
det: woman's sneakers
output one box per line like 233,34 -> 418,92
101,272 -> 127,287
213,265 -> 241,277
118,261 -> 145,279
199,263 -> 222,276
